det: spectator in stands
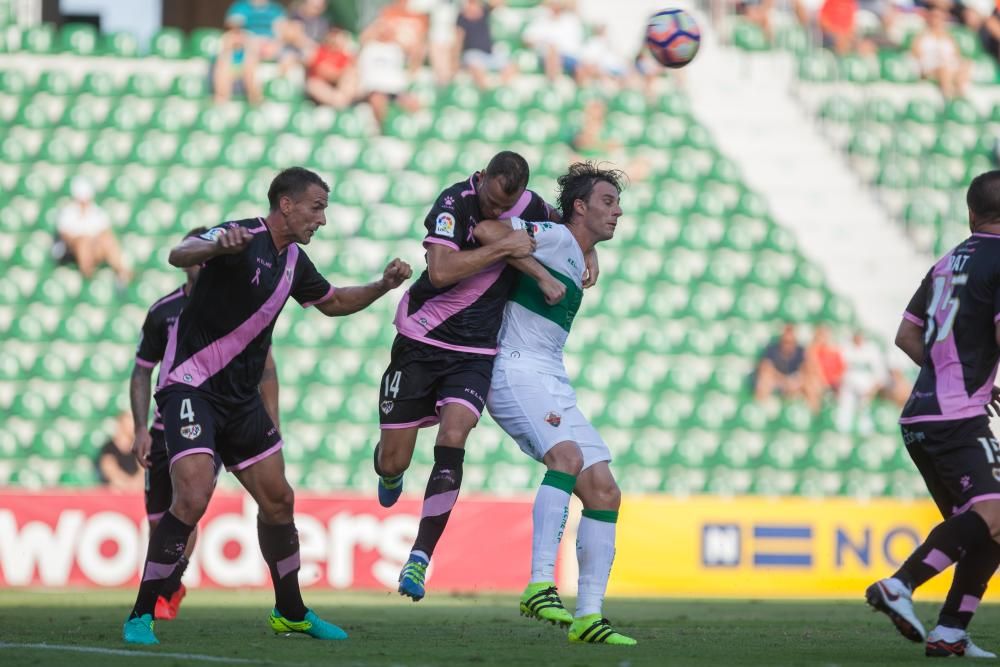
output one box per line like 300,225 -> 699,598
305,26 -> 357,109
913,7 -> 971,97
980,0 -> 1000,63
523,0 -> 585,82
919,0 -> 983,32
378,0 -> 430,72
357,18 -> 421,133
426,0 -> 460,85
736,0 -> 777,44
212,22 -> 263,105
224,0 -> 288,62
288,0 -> 330,47
880,347 -> 915,408
753,323 -> 823,413
55,176 -> 131,284
818,0 -> 876,55
568,99 -> 650,181
805,324 -> 845,396
455,0 -> 516,89
577,24 -> 629,88
835,330 -> 886,434
96,410 -> 144,492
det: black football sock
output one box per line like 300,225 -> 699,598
160,554 -> 190,598
412,446 -> 465,559
937,539 -> 1000,630
258,517 -> 307,621
893,511 -> 993,591
131,511 -> 194,618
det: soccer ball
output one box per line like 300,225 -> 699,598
645,8 -> 701,69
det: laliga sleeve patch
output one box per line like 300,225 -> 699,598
435,212 -> 456,238
200,227 -> 227,242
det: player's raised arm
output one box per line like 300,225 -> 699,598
425,231 -> 534,288
168,226 -> 253,267
315,258 -> 413,317
474,219 -> 566,305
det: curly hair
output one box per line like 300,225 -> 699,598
556,161 -> 627,223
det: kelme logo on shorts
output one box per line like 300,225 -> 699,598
544,412 -> 561,427
180,424 -> 202,440
380,401 -> 394,415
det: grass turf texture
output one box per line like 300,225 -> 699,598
1,589 -> 997,666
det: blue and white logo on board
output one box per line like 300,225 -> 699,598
435,212 -> 455,238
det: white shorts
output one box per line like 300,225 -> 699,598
487,364 -> 611,471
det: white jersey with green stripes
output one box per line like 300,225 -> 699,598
496,218 -> 585,377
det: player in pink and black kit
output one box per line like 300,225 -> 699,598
123,167 -> 412,645
867,171 -> 1000,658
373,151 -> 586,601
129,227 -> 280,621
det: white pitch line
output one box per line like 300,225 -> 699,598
0,642 -> 301,665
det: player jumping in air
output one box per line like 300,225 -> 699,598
374,151 -> 588,601
129,226 -> 279,621
478,162 -> 636,645
866,170 -> 1000,658
123,167 -> 412,645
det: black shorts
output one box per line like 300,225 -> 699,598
158,389 -> 282,472
378,334 -> 494,429
902,416 -> 1000,519
145,427 -> 222,520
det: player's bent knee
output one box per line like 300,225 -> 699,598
596,483 -> 622,511
546,442 -> 583,476
435,426 -> 472,449
972,500 -> 1000,538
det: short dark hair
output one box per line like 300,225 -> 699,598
184,226 -> 208,240
484,151 -> 530,195
267,167 -> 330,211
967,170 -> 1000,226
557,161 -> 626,222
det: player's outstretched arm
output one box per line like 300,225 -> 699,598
168,226 -> 253,267
316,258 -> 413,317
895,318 -> 924,367
473,220 -> 566,305
129,364 -> 154,469
426,231 -> 534,288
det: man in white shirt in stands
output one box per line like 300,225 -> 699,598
55,176 -> 131,283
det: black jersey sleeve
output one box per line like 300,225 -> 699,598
291,248 -> 334,307
422,189 -> 473,251
135,307 -> 165,368
904,269 -> 932,326
520,191 -> 559,223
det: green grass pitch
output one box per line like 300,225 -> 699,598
1,589 -> 996,666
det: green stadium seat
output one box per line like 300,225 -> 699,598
103,31 -> 139,57
188,27 -> 222,58
732,21 -> 769,52
151,28 -> 185,59
59,23 -> 98,56
880,52 -> 919,83
22,24 -> 56,54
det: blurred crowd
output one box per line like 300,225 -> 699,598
209,0 -> 672,132
753,323 -> 911,432
737,0 -> 999,97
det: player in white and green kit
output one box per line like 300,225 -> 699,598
476,162 -> 635,646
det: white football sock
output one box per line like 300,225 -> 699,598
575,510 -> 617,618
530,475 -> 573,584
